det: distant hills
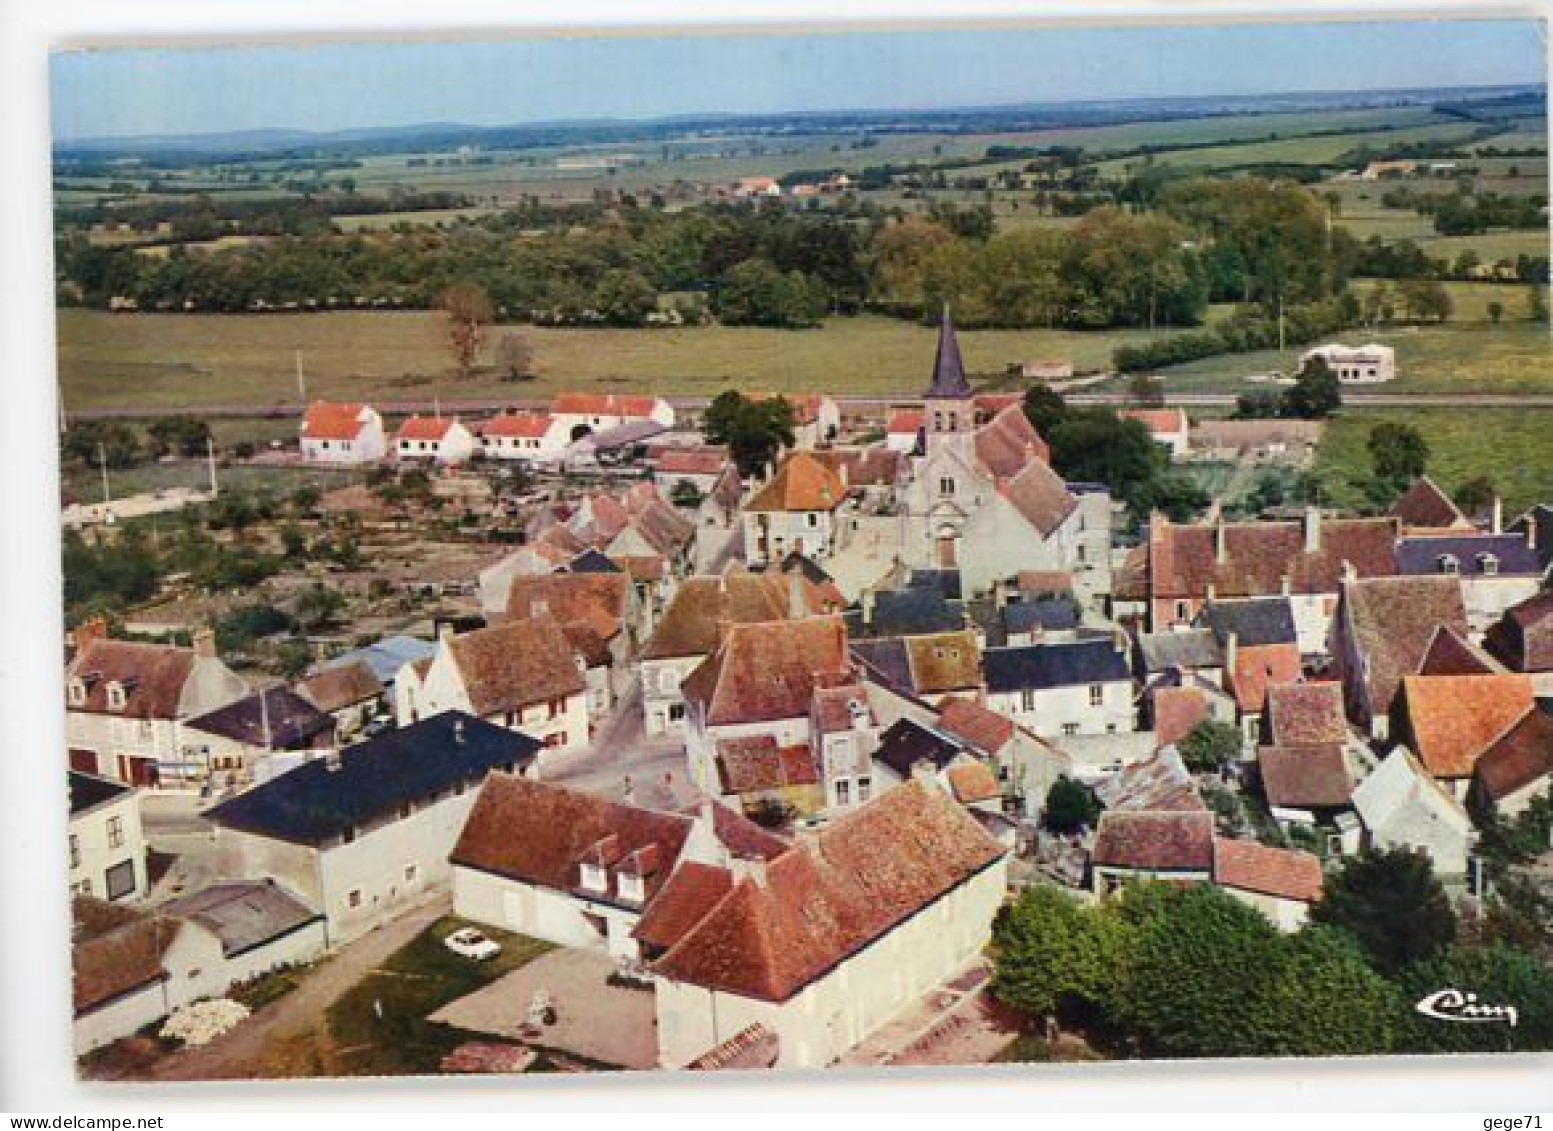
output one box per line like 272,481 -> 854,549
54,83 -> 1545,162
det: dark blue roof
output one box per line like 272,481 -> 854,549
873,718 -> 964,779
1198,597 -> 1297,647
565,549 -> 622,574
1004,597 -> 1080,635
859,589 -> 965,638
984,639 -> 1131,693
68,771 -> 131,816
907,568 -> 963,601
1396,534 -> 1542,577
849,638 -> 913,696
206,712 -> 537,845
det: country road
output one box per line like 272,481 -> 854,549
62,390 -> 1553,421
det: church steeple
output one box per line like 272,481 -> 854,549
924,304 -> 973,400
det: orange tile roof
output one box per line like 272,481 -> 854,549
937,696 -> 1015,753
396,415 -> 458,441
505,572 -> 630,642
481,412 -> 554,439
946,760 -> 1002,805
1212,837 -> 1324,903
888,409 -> 924,434
974,404 -> 1050,479
745,452 -> 847,513
641,569 -> 804,661
1227,642 -> 1303,714
66,639 -> 199,719
301,400 -> 371,441
1398,673 -> 1536,780
652,781 -> 1004,1003
551,392 -> 662,418
681,616 -> 851,726
1092,810 -> 1214,872
1258,744 -> 1354,809
904,630 -> 983,695
631,861 -> 734,952
655,447 -> 729,476
1265,682 -> 1349,746
1150,516 -> 1399,600
1119,408 -> 1190,435
445,616 -> 586,716
1152,686 -> 1212,748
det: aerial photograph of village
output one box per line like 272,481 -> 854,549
46,14 -> 1552,1085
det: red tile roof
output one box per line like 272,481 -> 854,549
745,452 -> 847,513
1398,673 -> 1536,780
641,570 -> 803,661
1473,709 -> 1553,803
396,415 -> 458,441
1119,408 -> 1189,436
937,696 -> 1016,753
655,447 -> 729,476
297,661 -> 383,714
974,404 -> 1050,479
1340,575 -> 1468,719
946,760 -> 1002,804
1390,477 -> 1469,530
504,572 -> 630,643
1150,515 -> 1399,600
631,861 -> 734,952
715,736 -> 819,793
1485,591 -> 1553,674
1258,744 -> 1354,809
888,409 -> 924,434
551,392 -> 663,418
1265,682 -> 1348,746
72,898 -> 176,1014
1015,570 -> 1074,596
652,780 -> 1005,1002
1152,686 -> 1212,748
681,616 -> 851,726
301,400 -> 371,441
444,616 -> 586,716
1227,642 -> 1303,714
1212,837 -> 1324,903
1418,624 -> 1501,677
66,639 -> 200,719
685,1023 -> 780,1071
1092,810 -> 1215,873
998,459 -> 1078,537
481,412 -> 553,439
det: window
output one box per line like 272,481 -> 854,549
404,864 -> 418,884
1478,553 -> 1499,576
106,816 -> 124,850
105,859 -> 136,901
1175,600 -> 1190,623
618,871 -> 645,904
67,680 -> 86,707
857,777 -> 872,803
68,834 -> 80,869
1089,684 -> 1105,707
1020,689 -> 1036,713
668,703 -> 685,722
938,476 -> 955,497
347,889 -> 362,909
1062,723 -> 1080,737
579,862 -> 606,892
806,512 -> 819,528
73,879 -> 92,897
835,779 -> 851,807
1438,554 -> 1460,575
105,683 -> 126,711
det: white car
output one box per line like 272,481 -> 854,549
444,927 -> 501,961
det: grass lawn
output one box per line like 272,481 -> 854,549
57,308 -> 1207,412
1311,407 -> 1553,515
323,914 -> 554,1078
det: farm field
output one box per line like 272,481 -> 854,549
1310,406 -> 1553,514
1090,122 -> 1486,175
58,308 -> 1212,412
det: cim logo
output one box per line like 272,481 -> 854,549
1415,988 -> 1518,1028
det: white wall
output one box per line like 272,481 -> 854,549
985,678 -> 1134,741
454,866 -> 641,959
68,788 -> 148,903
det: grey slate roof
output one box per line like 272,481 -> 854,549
924,306 -> 973,400
1198,597 -> 1298,647
323,635 -> 436,686
873,718 -> 964,779
854,589 -> 966,638
908,569 -> 963,601
162,881 -> 321,958
1136,629 -> 1224,674
1396,534 -> 1542,577
68,771 -> 131,817
1005,598 -> 1080,635
850,638 -> 913,697
185,686 -> 335,750
206,711 -> 536,846
984,639 -> 1131,693
564,549 -> 622,574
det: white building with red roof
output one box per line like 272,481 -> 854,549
300,400 -> 387,465
550,392 -> 675,439
394,415 -> 476,464
478,411 -> 568,466
1119,408 -> 1191,461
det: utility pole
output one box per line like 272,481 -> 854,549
206,434 -> 219,498
98,442 -> 111,506
295,349 -> 307,405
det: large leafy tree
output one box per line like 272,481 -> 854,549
990,885 -> 1134,1029
438,281 -> 493,379
1250,927 -> 1406,1056
1368,420 -> 1431,490
1311,849 -> 1456,975
1397,944 -> 1553,1053
703,390 -> 796,478
1041,777 -> 1101,836
1282,356 -> 1343,420
1177,720 -> 1244,773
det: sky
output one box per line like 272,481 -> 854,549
50,18 -> 1548,141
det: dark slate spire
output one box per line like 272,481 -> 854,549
924,303 -> 973,400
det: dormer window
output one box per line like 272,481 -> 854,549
1437,554 -> 1459,575
1478,553 -> 1499,576
67,679 -> 86,707
617,870 -> 645,904
579,861 -> 607,893
105,681 -> 127,710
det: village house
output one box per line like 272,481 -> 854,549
742,451 -> 850,567
1352,747 -> 1474,880
501,567 -> 643,715
451,775 -> 787,961
1395,531 -> 1544,631
1331,574 -> 1469,739
1484,590 -> 1553,694
652,780 -> 1008,1071
295,660 -> 385,740
1300,342 -> 1397,383
808,681 -> 884,813
1198,597 -> 1305,747
1145,510 -> 1400,654
934,695 -> 1072,819
394,415 -> 476,464
550,392 -> 676,439
1091,810 -> 1216,896
299,400 -> 386,465
317,635 -> 435,698
982,636 -> 1134,740
1146,679 -> 1237,749
68,771 -> 148,903
65,625 -> 249,788
394,618 -> 591,757
1257,743 -> 1362,852
885,408 -> 924,454
479,411 -> 569,467
181,685 -> 337,788
1389,477 -> 1474,533
207,712 -> 537,943
1119,407 -> 1191,461
651,446 -> 732,498
1389,672 -> 1536,801
850,628 -> 984,707
1210,837 -> 1325,931
1468,707 -> 1553,820
680,616 -> 852,803
71,886 -> 325,1053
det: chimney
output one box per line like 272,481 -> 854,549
1224,630 -> 1239,676
728,853 -> 768,889
1205,582 -> 1216,605
1340,558 -> 1357,583
1214,518 -> 1228,565
438,621 -> 456,643
788,570 -> 805,619
192,627 -> 216,658
1527,517 -> 1538,552
1491,496 -> 1503,536
837,461 -> 849,489
861,587 -> 876,628
1280,574 -> 1292,597
73,615 -> 109,651
1304,506 -> 1322,553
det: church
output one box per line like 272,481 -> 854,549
897,308 -> 1112,601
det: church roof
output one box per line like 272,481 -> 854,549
924,306 -> 973,400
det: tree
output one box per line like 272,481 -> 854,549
1041,777 -> 1101,835
438,281 -> 493,378
990,885 -> 1133,1031
1397,944 -> 1553,1053
1528,284 -> 1549,324
1234,389 -> 1284,419
703,390 -> 796,477
1282,355 -> 1343,420
495,332 -> 535,382
1021,383 -> 1067,438
1249,927 -> 1406,1057
146,416 -> 212,459
1311,848 -> 1456,975
63,420 -> 142,470
1368,420 -> 1430,489
1452,475 -> 1497,518
1399,277 -> 1452,323
1177,719 -> 1243,773
714,258 -> 826,328
1046,409 -> 1162,518
1487,299 -> 1505,325
668,479 -> 704,508
592,268 -> 657,326
292,582 -> 345,631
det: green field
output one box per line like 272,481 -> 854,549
57,308 -> 1207,411
1311,407 -> 1553,514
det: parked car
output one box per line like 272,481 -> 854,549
444,927 -> 501,961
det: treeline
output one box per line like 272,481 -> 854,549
1113,295 -> 1359,373
1353,236 -> 1549,284
57,190 -> 475,241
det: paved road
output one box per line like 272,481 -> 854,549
145,895 -> 450,1081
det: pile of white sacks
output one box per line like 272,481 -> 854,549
160,999 -> 251,1047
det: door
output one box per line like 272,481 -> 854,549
119,755 -> 159,788
68,749 -> 98,774
935,536 -> 957,567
